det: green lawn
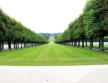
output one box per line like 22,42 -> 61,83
0,44 -> 108,66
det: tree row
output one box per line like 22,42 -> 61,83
0,9 -> 47,51
56,0 -> 108,51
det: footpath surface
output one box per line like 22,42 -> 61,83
0,65 -> 108,83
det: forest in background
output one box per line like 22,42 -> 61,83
39,33 -> 61,39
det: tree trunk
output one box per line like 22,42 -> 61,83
85,39 -> 87,47
78,40 -> 80,47
1,42 -> 4,50
82,39 -> 84,48
17,43 -> 19,48
16,43 -> 18,49
8,41 -> 11,50
24,43 -> 26,48
0,41 -> 2,51
14,42 -> 16,49
100,36 -> 104,51
99,38 -> 101,49
89,38 -> 93,49
74,41 -> 75,47
21,43 -> 23,48
72,41 -> 73,46
75,41 -> 77,47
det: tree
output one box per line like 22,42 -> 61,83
56,0 -> 108,51
84,0 -> 108,50
0,8 -> 47,51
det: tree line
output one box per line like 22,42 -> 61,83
55,0 -> 108,51
0,9 -> 47,51
39,33 -> 61,39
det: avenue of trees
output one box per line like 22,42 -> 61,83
56,0 -> 108,51
0,9 -> 47,51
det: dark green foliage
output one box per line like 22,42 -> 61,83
56,0 -> 108,51
0,9 -> 47,50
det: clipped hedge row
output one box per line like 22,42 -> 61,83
0,9 -> 47,51
56,0 -> 108,51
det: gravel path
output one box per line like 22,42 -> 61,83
0,65 -> 108,83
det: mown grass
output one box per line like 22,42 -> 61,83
0,44 -> 108,66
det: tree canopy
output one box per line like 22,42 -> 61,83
0,9 -> 47,50
56,0 -> 108,51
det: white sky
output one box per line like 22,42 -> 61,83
0,0 -> 87,33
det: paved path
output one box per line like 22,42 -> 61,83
0,65 -> 108,83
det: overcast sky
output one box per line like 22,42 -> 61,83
0,0 -> 87,33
